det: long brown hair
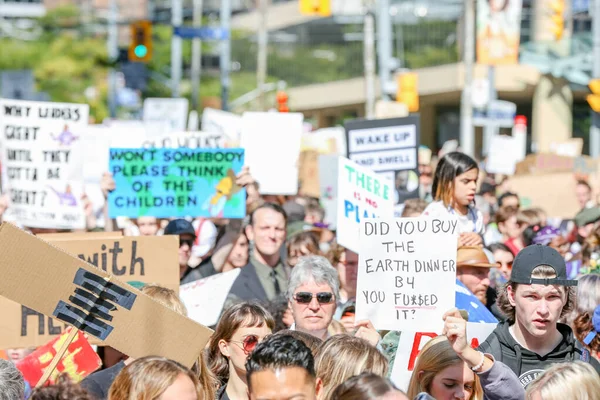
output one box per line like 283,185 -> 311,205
108,356 -> 202,400
207,302 -> 275,385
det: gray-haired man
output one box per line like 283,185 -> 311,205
0,359 -> 25,400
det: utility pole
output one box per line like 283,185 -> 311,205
459,0 -> 475,157
191,0 -> 204,111
171,0 -> 183,98
220,0 -> 232,111
256,0 -> 269,111
376,0 -> 392,101
590,0 -> 600,157
363,1 -> 376,119
107,0 -> 118,118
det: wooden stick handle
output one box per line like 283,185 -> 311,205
35,327 -> 79,388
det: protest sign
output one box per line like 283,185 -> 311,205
142,98 -> 188,133
0,99 -> 89,229
180,269 -> 241,327
0,232 -> 180,348
355,217 -> 458,331
108,148 -> 246,218
0,223 -> 213,368
318,156 -> 394,253
16,327 -> 101,387
240,112 -> 303,195
390,322 -> 497,391
201,107 -> 242,144
142,131 -> 225,149
345,116 -> 420,206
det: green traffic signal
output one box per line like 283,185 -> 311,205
134,45 -> 148,58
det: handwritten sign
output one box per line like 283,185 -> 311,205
16,327 -> 101,387
0,99 -> 89,229
390,323 -> 497,391
345,116 -> 420,205
142,98 -> 188,133
319,156 -> 394,252
108,148 -> 246,218
142,131 -> 225,149
355,217 -> 458,331
180,269 -> 241,327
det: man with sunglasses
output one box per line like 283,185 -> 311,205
163,219 -> 199,283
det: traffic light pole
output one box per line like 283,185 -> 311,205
171,0 -> 183,98
190,0 -> 204,111
459,0 -> 475,157
376,0 -> 392,101
590,0 -> 600,158
220,0 -> 232,111
107,0 -> 118,118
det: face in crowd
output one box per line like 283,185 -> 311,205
178,234 -> 194,268
290,280 -> 337,336
453,168 -> 478,207
225,234 -> 250,271
246,207 -> 286,263
457,266 -> 490,304
493,248 -> 514,282
137,216 -> 159,236
508,282 -> 568,338
336,250 -> 358,294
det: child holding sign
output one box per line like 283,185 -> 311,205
423,152 -> 484,246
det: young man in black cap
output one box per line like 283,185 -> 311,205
478,245 -> 600,388
163,218 -> 198,283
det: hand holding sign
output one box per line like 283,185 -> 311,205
101,172 -> 116,199
353,319 -> 381,347
235,165 -> 255,188
442,308 -> 469,357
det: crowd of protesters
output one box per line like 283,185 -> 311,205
1,147 -> 600,400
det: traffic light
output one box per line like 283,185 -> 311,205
128,21 -> 152,63
587,79 -> 600,113
276,91 -> 289,112
549,0 -> 565,41
396,72 -> 419,113
299,0 -> 331,17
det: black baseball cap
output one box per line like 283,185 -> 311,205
510,244 -> 577,287
164,219 -> 196,238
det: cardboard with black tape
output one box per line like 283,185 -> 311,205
0,223 -> 212,368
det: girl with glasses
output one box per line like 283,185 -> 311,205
207,302 -> 275,400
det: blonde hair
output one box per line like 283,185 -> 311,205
496,265 -> 576,325
315,335 -> 388,400
407,336 -> 483,400
141,284 -> 187,316
525,361 -> 600,400
108,356 -> 202,400
140,284 -> 217,399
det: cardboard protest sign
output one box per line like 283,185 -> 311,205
390,322 -> 497,391
345,116 -> 420,206
142,131 -> 226,149
355,217 -> 458,331
108,148 -> 246,218
0,99 -> 89,229
319,156 -> 394,253
180,269 -> 241,327
0,232 -> 180,348
0,223 -> 213,367
16,327 -> 101,386
240,112 -> 303,195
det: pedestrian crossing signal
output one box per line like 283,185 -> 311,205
128,21 -> 152,63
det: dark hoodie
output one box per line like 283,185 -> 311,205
478,321 -> 600,388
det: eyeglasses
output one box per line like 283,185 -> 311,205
179,238 -> 194,248
496,261 -> 513,270
294,292 -> 335,304
230,335 -> 259,354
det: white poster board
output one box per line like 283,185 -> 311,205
179,269 -> 241,327
355,217 -> 458,331
241,112 -> 303,195
202,108 -> 242,144
390,323 -> 497,391
142,131 -> 225,149
143,98 -> 189,133
319,156 -> 394,252
485,135 -> 521,175
0,99 -> 89,229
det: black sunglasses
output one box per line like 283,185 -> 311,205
179,238 -> 194,248
294,292 -> 335,304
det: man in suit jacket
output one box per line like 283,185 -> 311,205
226,202 -> 288,305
